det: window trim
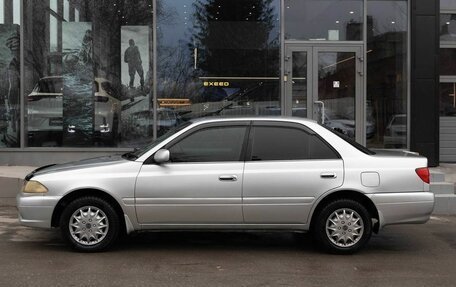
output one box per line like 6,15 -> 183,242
245,121 -> 341,162
145,121 -> 251,164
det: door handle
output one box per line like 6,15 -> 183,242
320,173 -> 337,179
219,175 -> 238,182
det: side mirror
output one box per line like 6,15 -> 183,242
154,149 -> 170,164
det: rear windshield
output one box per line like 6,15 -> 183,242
323,125 -> 376,155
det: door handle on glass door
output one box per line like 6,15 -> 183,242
219,175 -> 238,182
314,101 -> 325,124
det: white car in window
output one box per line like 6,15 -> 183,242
27,77 -> 121,146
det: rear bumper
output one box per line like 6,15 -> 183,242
16,193 -> 61,229
368,192 -> 434,229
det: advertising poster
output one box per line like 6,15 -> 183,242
120,26 -> 153,143
62,22 -> 94,146
0,25 -> 20,147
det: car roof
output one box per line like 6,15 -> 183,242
189,116 -> 317,125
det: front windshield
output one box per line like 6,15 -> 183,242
126,121 -> 193,159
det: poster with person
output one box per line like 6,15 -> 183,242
120,26 -> 153,144
0,25 -> 20,148
62,22 -> 94,146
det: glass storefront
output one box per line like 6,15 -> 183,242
157,0 -> 280,125
0,0 -> 411,151
284,0 -> 363,41
366,0 -> 408,148
24,0 -> 153,147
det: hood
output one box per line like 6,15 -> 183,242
26,154 -> 127,180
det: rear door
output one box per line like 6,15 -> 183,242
242,121 -> 344,224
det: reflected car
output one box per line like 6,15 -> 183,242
17,117 -> 433,254
27,77 -> 121,145
324,119 -> 375,139
127,108 -> 183,138
384,114 -> 407,148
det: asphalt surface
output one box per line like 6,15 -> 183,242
1,207 -> 456,287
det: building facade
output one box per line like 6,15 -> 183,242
0,0 -> 441,166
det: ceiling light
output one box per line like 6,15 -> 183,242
349,11 -> 354,14
447,21 -> 451,25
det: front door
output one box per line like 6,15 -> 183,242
285,44 -> 363,143
135,123 -> 248,225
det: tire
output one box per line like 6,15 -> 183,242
60,196 -> 120,252
312,199 -> 372,254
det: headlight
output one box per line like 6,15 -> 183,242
22,180 -> 48,193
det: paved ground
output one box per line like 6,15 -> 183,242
1,207 -> 456,286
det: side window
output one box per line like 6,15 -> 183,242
250,126 -> 339,161
168,126 -> 247,162
308,134 -> 339,159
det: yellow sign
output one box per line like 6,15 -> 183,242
203,81 -> 230,87
158,98 -> 191,107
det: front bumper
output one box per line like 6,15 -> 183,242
368,192 -> 434,229
16,193 -> 61,228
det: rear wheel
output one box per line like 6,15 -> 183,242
60,196 -> 120,252
313,199 -> 372,254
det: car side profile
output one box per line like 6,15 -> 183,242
17,117 -> 434,254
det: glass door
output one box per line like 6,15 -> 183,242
285,44 -> 363,143
285,45 -> 311,118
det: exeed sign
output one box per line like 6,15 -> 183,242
203,81 -> 230,87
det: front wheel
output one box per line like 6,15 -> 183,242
60,196 -> 120,252
312,199 -> 372,254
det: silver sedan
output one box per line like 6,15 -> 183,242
17,117 -> 434,254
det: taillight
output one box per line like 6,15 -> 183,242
415,167 -> 430,184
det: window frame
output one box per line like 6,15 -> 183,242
146,121 -> 251,164
245,121 -> 341,162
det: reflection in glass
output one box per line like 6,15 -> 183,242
157,0 -> 280,122
13,0 -> 20,25
318,52 -> 356,139
0,1 -> 3,24
63,0 -> 69,21
367,0 -> 407,148
49,15 -> 57,53
0,25 -> 20,147
0,3 -> 20,148
25,0 -> 154,147
440,83 -> 456,117
440,14 -> 456,42
291,52 -> 307,117
441,0 -> 456,10
441,49 -> 456,75
285,0 -> 363,41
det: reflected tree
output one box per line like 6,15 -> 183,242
191,0 -> 279,77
